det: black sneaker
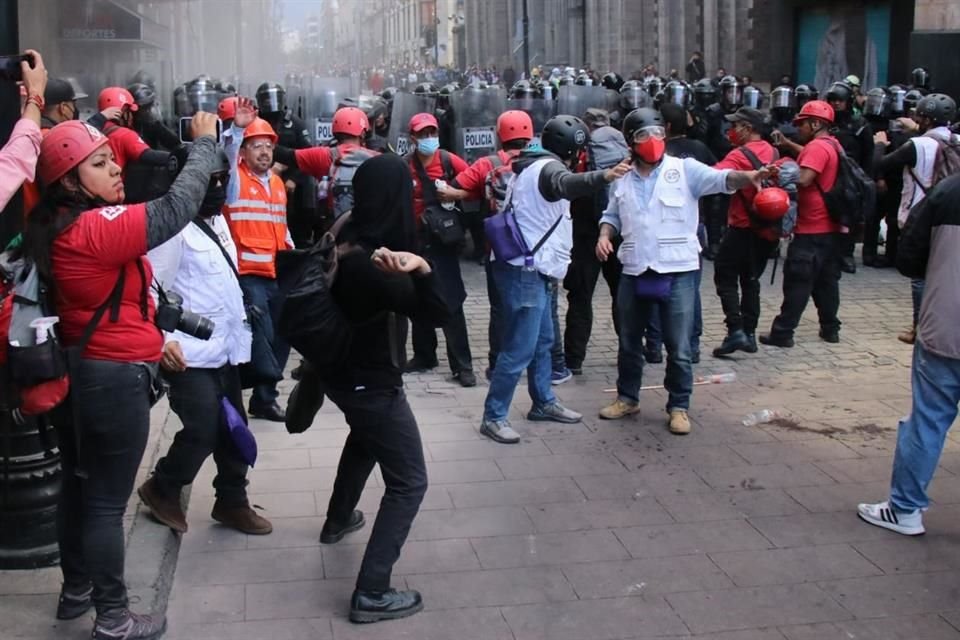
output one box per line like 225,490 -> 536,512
249,401 -> 285,422
743,334 -> 758,353
840,256 -> 857,274
403,357 -> 438,373
319,510 -> 366,544
819,329 -> 840,344
691,350 -> 701,364
92,609 -> 166,640
643,350 -> 663,364
349,588 -> 424,624
56,584 -> 92,620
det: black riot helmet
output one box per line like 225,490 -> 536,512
825,81 -> 854,109
795,84 -> 818,108
535,79 -> 555,100
664,80 -> 690,108
575,73 -> 594,86
602,72 -> 624,91
622,107 -> 665,143
693,78 -> 717,109
437,83 -> 458,109
127,82 -> 156,110
220,82 -> 237,97
558,75 -> 575,87
380,86 -> 398,105
771,85 -> 794,110
541,115 -> 591,162
173,84 -> 192,117
742,85 -> 763,109
904,89 -> 924,113
511,79 -> 537,99
911,67 -> 931,90
414,82 -> 439,98
619,80 -> 650,111
256,82 -> 286,114
719,75 -> 742,107
887,84 -> 907,116
644,76 -> 664,97
915,93 -> 957,126
863,87 -> 891,119
130,70 -> 156,89
187,79 -> 220,115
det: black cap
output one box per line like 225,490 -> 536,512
724,106 -> 765,129
44,78 -> 86,105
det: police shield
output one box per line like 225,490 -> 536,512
505,97 -> 556,147
452,87 -> 507,164
306,76 -> 352,144
388,92 -> 437,156
557,85 -> 610,118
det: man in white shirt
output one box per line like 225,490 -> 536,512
597,108 -> 770,435
138,153 -> 273,536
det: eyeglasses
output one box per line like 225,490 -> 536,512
246,141 -> 274,151
632,126 -> 666,143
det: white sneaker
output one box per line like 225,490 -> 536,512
857,501 -> 925,536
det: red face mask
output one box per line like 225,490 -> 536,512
633,137 -> 666,164
727,126 -> 740,145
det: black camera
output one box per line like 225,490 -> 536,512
155,290 -> 215,340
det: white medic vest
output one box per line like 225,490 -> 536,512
610,155 -> 701,275
898,127 -> 952,228
507,158 -> 573,280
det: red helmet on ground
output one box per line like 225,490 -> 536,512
753,187 -> 791,220
332,107 -> 370,137
218,96 -> 239,121
38,121 -> 111,186
242,117 -> 278,144
97,87 -> 139,113
792,99 -> 834,124
496,110 -> 534,143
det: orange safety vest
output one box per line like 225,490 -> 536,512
222,162 -> 289,278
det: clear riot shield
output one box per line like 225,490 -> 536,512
452,87 -> 507,164
388,92 -> 437,156
557,85 -> 611,118
306,76 -> 353,144
505,97 -> 556,147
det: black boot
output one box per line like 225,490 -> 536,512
319,510 -> 366,544
349,588 -> 424,624
712,330 -> 751,357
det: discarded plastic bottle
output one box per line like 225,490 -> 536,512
742,409 -> 780,427
317,176 -> 329,201
705,372 -> 737,384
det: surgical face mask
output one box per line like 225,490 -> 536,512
633,137 -> 666,164
416,136 -> 440,155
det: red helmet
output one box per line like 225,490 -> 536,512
38,121 -> 111,186
97,87 -> 139,113
332,107 -> 370,137
242,117 -> 278,144
753,187 -> 791,220
792,100 -> 834,124
496,110 -> 534,143
218,96 -> 239,121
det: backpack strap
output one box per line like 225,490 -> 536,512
193,218 -> 241,281
438,149 -> 455,181
813,137 -> 843,197
412,153 -> 442,208
75,267 -> 127,354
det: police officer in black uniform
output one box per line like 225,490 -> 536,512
257,82 -> 315,247
127,82 -> 180,151
700,75 -> 742,258
825,81 -> 875,274
769,85 -> 798,143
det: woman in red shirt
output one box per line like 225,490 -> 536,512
22,113 -> 220,640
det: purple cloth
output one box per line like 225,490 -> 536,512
221,397 -> 257,467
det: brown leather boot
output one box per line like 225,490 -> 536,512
211,500 -> 273,535
138,477 -> 187,534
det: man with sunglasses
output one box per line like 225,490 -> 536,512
141,149 -> 273,536
597,108 -> 772,435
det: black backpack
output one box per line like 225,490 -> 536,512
816,138 -> 876,229
276,214 -> 360,370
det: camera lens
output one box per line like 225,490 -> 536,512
177,311 -> 215,341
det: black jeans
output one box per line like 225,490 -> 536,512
324,386 -> 427,592
152,365 -> 249,507
713,227 -> 777,335
56,359 -> 153,614
769,233 -> 843,339
563,235 -> 622,368
410,245 -> 473,373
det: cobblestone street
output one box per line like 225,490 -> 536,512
161,257 -> 960,640
6,256 -> 960,640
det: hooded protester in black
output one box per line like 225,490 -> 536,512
340,153 -> 417,253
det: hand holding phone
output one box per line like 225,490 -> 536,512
179,114 -> 223,144
19,50 -> 45,98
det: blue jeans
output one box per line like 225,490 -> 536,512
482,262 -> 556,422
911,279 -> 925,327
890,342 -> 960,512
240,275 -> 290,409
550,281 -> 565,372
615,270 -> 698,410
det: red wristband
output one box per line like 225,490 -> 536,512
26,94 -> 45,110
